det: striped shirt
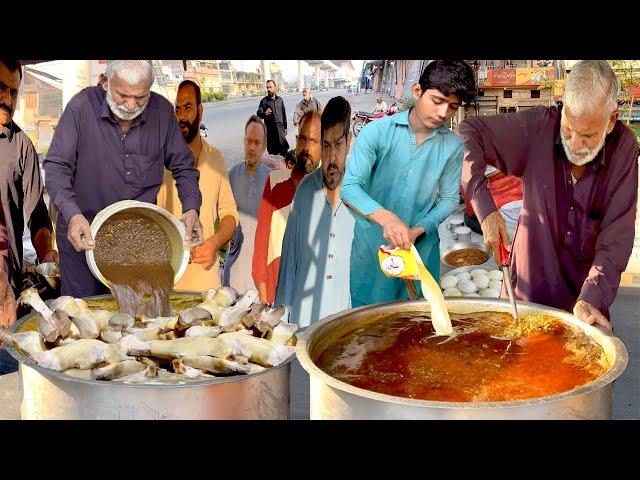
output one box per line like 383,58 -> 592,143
252,168 -> 306,305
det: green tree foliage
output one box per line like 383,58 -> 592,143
609,60 -> 640,125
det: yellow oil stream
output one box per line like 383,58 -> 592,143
411,245 -> 453,336
378,245 -> 453,336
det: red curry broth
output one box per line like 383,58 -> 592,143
315,312 -> 608,402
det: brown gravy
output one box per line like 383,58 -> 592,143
444,248 -> 488,267
93,212 -> 174,317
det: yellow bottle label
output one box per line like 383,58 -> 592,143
378,246 -> 419,279
378,244 -> 453,336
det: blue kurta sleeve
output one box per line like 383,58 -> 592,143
274,190 -> 301,319
414,142 -> 463,234
340,123 -> 385,216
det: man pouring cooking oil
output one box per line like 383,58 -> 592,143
458,60 -> 638,331
45,60 -> 204,298
341,60 -> 477,307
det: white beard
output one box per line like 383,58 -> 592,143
106,89 -> 148,121
560,128 -> 606,166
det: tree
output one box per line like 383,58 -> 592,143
538,76 -> 560,107
609,60 -> 640,125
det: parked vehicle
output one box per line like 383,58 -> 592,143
351,101 -> 402,136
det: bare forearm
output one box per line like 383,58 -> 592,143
257,282 -> 268,303
368,208 -> 395,228
212,216 -> 236,252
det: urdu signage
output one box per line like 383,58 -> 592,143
479,67 -> 555,87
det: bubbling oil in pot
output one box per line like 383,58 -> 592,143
93,212 -> 175,318
315,312 -> 609,402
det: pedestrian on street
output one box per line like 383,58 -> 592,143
293,87 -> 322,128
373,96 -> 387,113
341,60 -> 476,307
257,80 -> 289,157
459,60 -> 638,331
44,60 -> 204,298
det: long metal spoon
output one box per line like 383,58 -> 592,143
499,237 -> 519,321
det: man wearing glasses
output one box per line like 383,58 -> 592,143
275,97 -> 354,326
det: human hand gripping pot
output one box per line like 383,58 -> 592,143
573,300 -> 612,331
67,214 -> 95,252
182,209 -> 204,248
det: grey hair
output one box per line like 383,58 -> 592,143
563,60 -> 619,118
106,60 -> 154,86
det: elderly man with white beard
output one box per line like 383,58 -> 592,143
44,60 -> 203,298
458,60 -> 638,331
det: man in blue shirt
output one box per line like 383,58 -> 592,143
275,97 -> 355,327
341,60 -> 476,306
223,115 -> 271,292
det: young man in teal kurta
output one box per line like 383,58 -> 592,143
341,60 -> 476,306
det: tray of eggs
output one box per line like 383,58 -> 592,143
439,265 -> 503,298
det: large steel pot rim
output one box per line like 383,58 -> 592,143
6,294 -> 294,390
297,298 -> 628,410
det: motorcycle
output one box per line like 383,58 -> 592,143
351,101 -> 401,136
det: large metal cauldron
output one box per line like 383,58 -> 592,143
297,299 -> 628,420
6,295 -> 292,420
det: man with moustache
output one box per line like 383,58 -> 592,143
341,60 -> 477,306
275,97 -> 355,327
222,115 -> 270,293
45,60 -> 203,298
459,60 -> 638,331
257,80 -> 289,156
252,110 -> 322,305
157,80 -> 238,291
0,59 -> 58,294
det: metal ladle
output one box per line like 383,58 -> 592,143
499,237 -> 519,321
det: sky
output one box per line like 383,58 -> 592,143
231,60 -> 364,81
